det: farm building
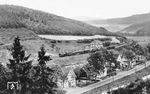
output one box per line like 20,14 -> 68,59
57,67 -> 77,88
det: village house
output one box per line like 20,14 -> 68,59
117,54 -> 127,67
57,67 -> 77,88
96,67 -> 108,79
135,55 -> 146,62
110,37 -> 120,44
117,54 -> 136,70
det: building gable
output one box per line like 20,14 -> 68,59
67,68 -> 77,80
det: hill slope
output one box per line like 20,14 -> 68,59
85,12 -> 150,33
0,5 -> 121,59
0,5 -> 116,36
87,12 -> 150,25
0,28 -> 56,54
120,21 -> 150,36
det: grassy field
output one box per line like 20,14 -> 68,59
48,53 -> 89,67
127,36 -> 150,47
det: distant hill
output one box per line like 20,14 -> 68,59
0,5 -> 117,36
120,21 -> 150,36
85,12 -> 150,35
86,12 -> 150,25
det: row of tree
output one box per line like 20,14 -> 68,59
111,78 -> 150,94
0,37 -> 58,94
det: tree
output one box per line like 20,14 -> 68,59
103,50 -> 118,75
87,51 -> 105,75
122,49 -> 136,69
87,49 -> 118,77
129,41 -> 145,56
0,63 -> 11,94
51,65 -> 63,78
74,67 -> 87,79
83,64 -> 97,79
147,43 -> 150,53
7,36 -> 33,94
51,44 -> 55,49
103,41 -> 111,47
145,80 -> 150,93
134,45 -> 145,56
112,88 -> 128,94
123,49 -> 135,61
32,45 -> 57,94
126,78 -> 144,94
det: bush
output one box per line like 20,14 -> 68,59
51,40 -> 56,43
57,90 -> 66,94
107,69 -> 116,77
65,40 -> 70,43
57,40 -> 62,43
76,39 -> 93,43
103,41 -> 111,47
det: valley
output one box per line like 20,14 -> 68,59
84,23 -> 129,32
84,12 -> 150,36
0,4 -> 150,94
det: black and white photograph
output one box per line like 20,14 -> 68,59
0,0 -> 150,94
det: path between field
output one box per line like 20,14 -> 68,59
65,61 -> 150,94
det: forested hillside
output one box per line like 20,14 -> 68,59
0,5 -> 116,36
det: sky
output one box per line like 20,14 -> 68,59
0,0 -> 150,19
